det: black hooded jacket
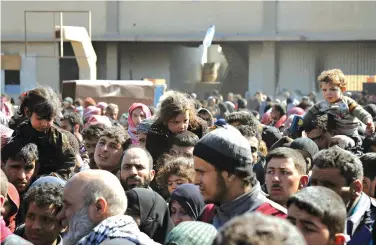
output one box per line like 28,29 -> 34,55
125,188 -> 174,244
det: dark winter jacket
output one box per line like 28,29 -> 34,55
12,121 -> 75,180
146,117 -> 207,169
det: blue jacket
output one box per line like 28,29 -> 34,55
347,193 -> 376,245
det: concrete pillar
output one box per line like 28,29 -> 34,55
105,43 -> 118,80
170,45 -> 203,90
248,43 -> 263,95
21,54 -> 37,92
261,41 -> 277,97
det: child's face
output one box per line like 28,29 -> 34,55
30,113 -> 54,132
321,83 -> 342,103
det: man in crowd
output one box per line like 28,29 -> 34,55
1,140 -> 38,194
169,131 -> 199,155
310,146 -> 376,245
289,137 -> 319,174
213,212 -> 306,245
120,146 -> 155,191
226,111 -> 259,129
265,147 -> 308,207
58,170 -> 157,245
94,126 -> 132,175
236,125 -> 266,185
305,114 -> 333,150
197,108 -> 214,127
82,123 -> 109,169
287,186 -> 347,245
105,104 -> 119,121
193,125 -> 286,229
60,112 -> 83,143
360,153 -> 376,198
0,169 -> 32,244
15,183 -> 64,245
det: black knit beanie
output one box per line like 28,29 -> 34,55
193,125 -> 254,178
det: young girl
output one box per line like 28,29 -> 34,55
146,91 -> 207,163
127,103 -> 152,144
11,86 -> 75,180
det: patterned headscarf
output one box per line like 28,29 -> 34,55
136,118 -> 155,135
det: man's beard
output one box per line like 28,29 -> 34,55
207,172 -> 228,205
121,175 -> 151,191
63,206 -> 96,245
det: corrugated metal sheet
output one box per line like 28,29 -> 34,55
277,41 -> 376,94
322,42 -> 376,91
277,42 -> 318,94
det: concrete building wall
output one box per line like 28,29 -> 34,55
3,1 -> 375,42
277,1 -> 376,39
119,43 -> 172,84
1,42 -> 60,92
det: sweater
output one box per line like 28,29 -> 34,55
212,182 -> 287,229
304,96 -> 372,137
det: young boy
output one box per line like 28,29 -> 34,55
287,186 -> 347,245
304,69 -> 374,143
15,183 -> 64,245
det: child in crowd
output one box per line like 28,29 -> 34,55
146,91 -> 207,164
11,86 -> 75,180
156,156 -> 195,196
304,69 -> 374,143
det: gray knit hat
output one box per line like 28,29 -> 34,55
165,221 -> 217,245
193,125 -> 253,178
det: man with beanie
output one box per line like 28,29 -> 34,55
193,125 -> 286,229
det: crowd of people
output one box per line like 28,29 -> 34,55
1,68 -> 376,245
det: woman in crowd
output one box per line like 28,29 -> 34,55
96,102 -> 108,116
146,91 -> 207,163
126,188 -> 174,244
127,103 -> 152,144
169,184 -> 214,225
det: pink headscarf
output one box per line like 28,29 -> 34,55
83,115 -> 112,130
128,103 -> 152,144
287,107 -> 305,117
83,106 -> 101,121
96,102 -> 108,110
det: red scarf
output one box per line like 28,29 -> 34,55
1,218 -> 12,242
